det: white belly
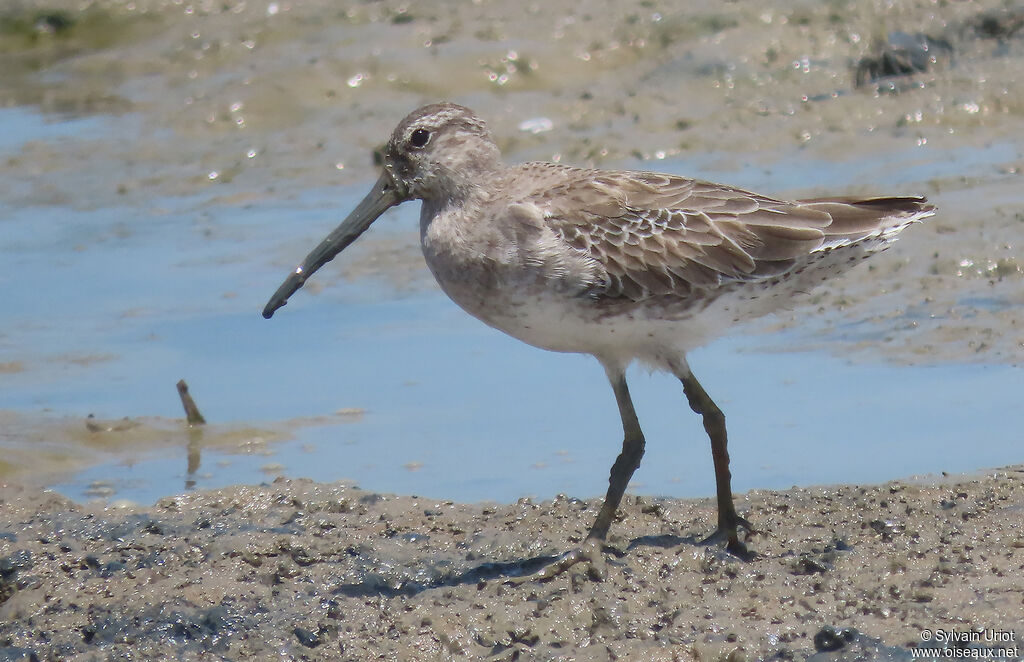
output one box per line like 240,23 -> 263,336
433,273 -> 721,367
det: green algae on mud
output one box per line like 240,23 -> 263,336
0,2 -> 162,55
0,409 -> 363,493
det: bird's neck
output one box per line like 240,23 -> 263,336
426,160 -> 505,207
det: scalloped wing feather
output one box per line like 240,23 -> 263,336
523,166 -> 933,302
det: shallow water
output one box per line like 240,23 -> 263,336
49,313 -> 1024,505
2,0 -> 1022,506
0,101 -> 1019,505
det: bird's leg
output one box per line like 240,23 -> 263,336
587,367 -> 646,541
677,366 -> 754,557
514,364 -> 645,583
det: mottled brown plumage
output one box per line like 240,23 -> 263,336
520,166 -> 932,301
264,103 -> 935,575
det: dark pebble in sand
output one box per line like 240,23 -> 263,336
0,648 -> 39,662
791,554 -> 831,575
814,626 -> 858,652
0,550 -> 33,576
293,626 -> 322,648
854,31 -> 952,88
808,628 -> 916,661
971,9 -> 1024,39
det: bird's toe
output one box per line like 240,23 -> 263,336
701,520 -> 757,561
506,537 -> 608,585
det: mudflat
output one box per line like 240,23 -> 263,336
2,468 -> 1022,660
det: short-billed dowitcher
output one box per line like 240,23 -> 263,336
264,103 -> 934,573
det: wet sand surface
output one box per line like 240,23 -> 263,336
2,0 -> 1024,658
1,467 -> 1023,660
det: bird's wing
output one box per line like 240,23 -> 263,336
534,169 -> 838,301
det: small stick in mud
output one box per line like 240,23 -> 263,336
176,379 -> 206,425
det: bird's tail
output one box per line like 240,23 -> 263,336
798,195 -> 935,251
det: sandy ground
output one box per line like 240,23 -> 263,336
1,467 -> 1023,661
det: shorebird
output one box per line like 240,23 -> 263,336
264,103 -> 934,573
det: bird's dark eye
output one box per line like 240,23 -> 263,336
409,128 -> 430,148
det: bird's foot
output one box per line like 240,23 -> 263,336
701,515 -> 757,560
506,537 -> 609,585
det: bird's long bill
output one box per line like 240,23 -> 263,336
262,173 -> 400,319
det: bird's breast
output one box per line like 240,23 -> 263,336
417,202 -> 604,346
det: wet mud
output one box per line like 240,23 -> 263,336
2,467 -> 1022,660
